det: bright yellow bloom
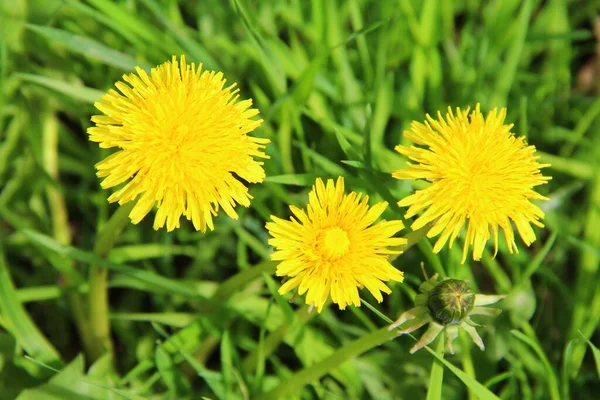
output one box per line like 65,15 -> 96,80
266,177 -> 406,312
393,104 -> 550,263
89,55 -> 268,232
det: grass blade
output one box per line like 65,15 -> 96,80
0,245 -> 63,368
26,24 -> 147,70
16,73 -> 103,103
22,230 -> 203,298
426,336 -> 445,400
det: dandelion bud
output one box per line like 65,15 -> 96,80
390,273 -> 505,354
427,279 -> 475,326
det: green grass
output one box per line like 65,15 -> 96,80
1,0 -> 600,398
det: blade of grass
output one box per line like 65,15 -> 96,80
62,0 -> 142,46
537,151 -> 594,180
155,344 -> 191,396
110,313 -> 195,328
522,231 -> 557,281
511,328 -> 560,400
221,330 -> 234,399
16,74 -> 102,104
0,245 -> 63,368
230,0 -> 285,95
86,0 -> 163,44
426,335 -> 445,400
152,323 -> 225,398
26,24 -> 148,70
561,340 -> 576,400
140,0 -> 219,70
23,355 -> 144,400
569,167 -> 600,374
561,95 -> 600,157
255,327 -> 397,400
489,0 -> 533,107
265,173 -> 322,186
22,230 -> 204,298
583,335 -> 600,379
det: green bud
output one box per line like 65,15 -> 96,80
427,279 -> 475,326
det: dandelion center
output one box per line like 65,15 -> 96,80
319,227 -> 350,260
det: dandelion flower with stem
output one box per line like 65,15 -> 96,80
266,177 -> 406,313
393,104 -> 550,262
389,273 -> 505,354
84,56 -> 268,361
89,55 -> 269,232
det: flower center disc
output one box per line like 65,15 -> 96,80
320,227 -> 350,260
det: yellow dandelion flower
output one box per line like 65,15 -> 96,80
88,55 -> 269,232
266,177 -> 406,313
393,104 -> 550,263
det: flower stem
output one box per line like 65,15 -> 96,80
42,111 -> 96,361
88,201 -> 135,363
257,327 -> 396,400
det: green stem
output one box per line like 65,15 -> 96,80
257,327 -> 396,400
426,334 -> 445,400
242,305 -> 315,373
459,330 -> 477,400
88,201 -> 135,362
389,224 -> 430,262
569,168 -> 600,375
42,111 -> 95,361
211,262 -> 276,304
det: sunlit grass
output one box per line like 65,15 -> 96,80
1,0 -> 599,399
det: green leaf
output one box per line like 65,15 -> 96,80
561,340 -> 576,400
523,232 -> 557,280
261,273 -> 294,326
22,230 -> 204,299
265,174 -> 320,186
85,0 -> 162,44
221,330 -> 233,398
110,313 -> 195,328
581,334 -> 600,380
155,345 -> 191,397
18,355 -> 141,400
422,345 -> 500,400
511,329 -> 560,400
0,246 -> 62,369
489,0 -> 533,107
26,25 -> 147,70
334,128 -> 362,160
16,73 -> 103,104
230,0 -> 285,95
537,151 -> 594,180
0,0 -> 26,52
139,0 -> 219,70
426,336 -> 445,400
152,323 -> 224,398
109,244 -> 197,263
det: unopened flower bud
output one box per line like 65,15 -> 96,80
427,279 -> 475,326
390,273 -> 505,354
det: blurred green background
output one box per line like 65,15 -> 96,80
1,0 -> 600,398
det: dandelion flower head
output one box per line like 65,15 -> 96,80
89,55 -> 269,231
393,104 -> 550,262
266,177 -> 406,312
